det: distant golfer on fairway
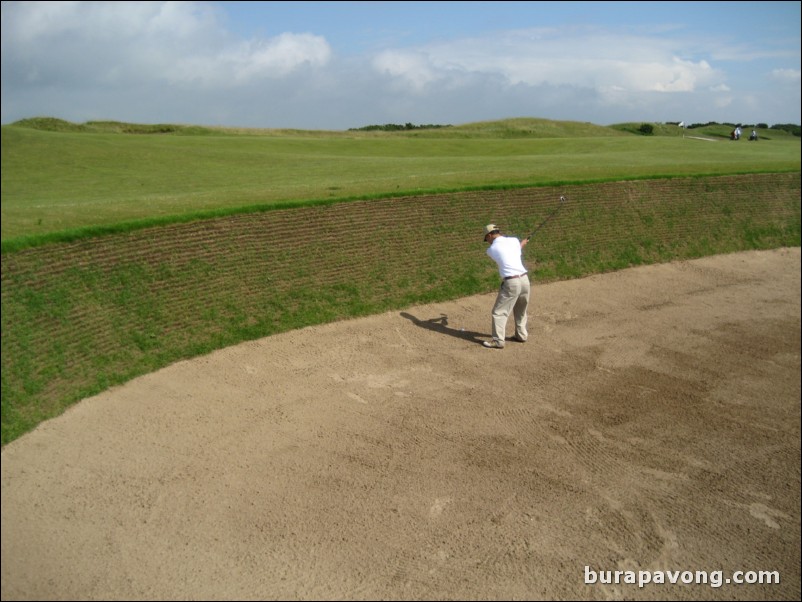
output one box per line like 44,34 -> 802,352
482,224 -> 530,349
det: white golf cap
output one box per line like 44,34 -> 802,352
483,224 -> 499,238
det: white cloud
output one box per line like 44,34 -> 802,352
5,1 -> 219,49
177,33 -> 331,86
770,68 -> 801,84
368,27 -> 724,104
372,50 -> 440,92
2,1 -> 331,89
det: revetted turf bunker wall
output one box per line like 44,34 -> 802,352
2,173 -> 800,443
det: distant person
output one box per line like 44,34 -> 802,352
482,224 -> 530,349
735,126 -> 742,140
749,130 -> 758,141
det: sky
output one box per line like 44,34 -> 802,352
1,1 -> 800,130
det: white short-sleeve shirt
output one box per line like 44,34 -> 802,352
487,235 -> 527,278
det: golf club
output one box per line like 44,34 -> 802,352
525,195 -> 567,242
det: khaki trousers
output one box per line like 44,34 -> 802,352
490,275 -> 530,345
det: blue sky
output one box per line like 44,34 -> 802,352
2,1 -> 800,129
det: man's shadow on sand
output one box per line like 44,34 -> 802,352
400,312 -> 486,345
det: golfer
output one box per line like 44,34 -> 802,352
482,224 -> 530,348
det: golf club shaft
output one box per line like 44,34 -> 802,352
526,196 -> 566,241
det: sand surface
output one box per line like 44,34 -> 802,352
2,248 -> 800,600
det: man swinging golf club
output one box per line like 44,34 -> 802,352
482,224 -> 530,348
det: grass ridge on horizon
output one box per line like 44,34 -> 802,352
5,115 -> 635,136
9,115 -> 801,138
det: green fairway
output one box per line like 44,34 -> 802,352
2,118 -> 799,243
